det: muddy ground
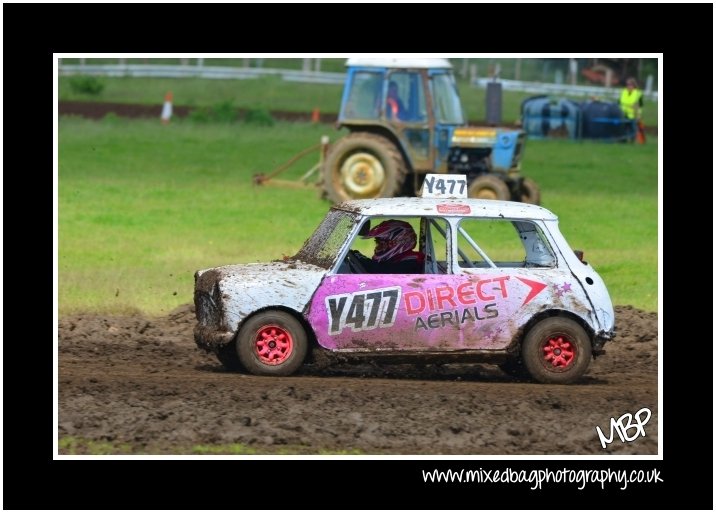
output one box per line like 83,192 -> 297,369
58,305 -> 657,455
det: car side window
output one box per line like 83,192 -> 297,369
512,220 -> 557,267
338,216 -> 449,275
421,217 -> 450,274
456,218 -> 555,269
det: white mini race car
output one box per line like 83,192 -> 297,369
194,175 -> 615,384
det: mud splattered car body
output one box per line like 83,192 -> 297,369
194,195 -> 615,383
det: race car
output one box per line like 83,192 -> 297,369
193,175 -> 615,384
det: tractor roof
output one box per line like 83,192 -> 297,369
345,57 -> 453,70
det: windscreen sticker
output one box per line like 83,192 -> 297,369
436,204 -> 471,214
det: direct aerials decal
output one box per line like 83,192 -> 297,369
324,276 -> 551,336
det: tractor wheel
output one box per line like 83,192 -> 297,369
236,311 -> 308,376
322,133 -> 408,203
519,177 -> 541,205
467,174 -> 510,201
521,317 -> 592,384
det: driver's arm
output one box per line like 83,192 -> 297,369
345,249 -> 378,274
352,250 -> 377,270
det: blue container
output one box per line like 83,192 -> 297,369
580,100 -> 633,142
521,96 -> 581,139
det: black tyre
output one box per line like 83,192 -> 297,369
237,311 -> 307,376
519,177 -> 541,205
521,317 -> 592,384
498,358 -> 530,380
216,344 -> 242,371
467,174 -> 510,201
322,133 -> 408,203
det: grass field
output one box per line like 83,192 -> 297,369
58,74 -> 659,128
58,117 -> 658,315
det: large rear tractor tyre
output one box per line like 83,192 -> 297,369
237,311 -> 308,376
322,133 -> 408,203
519,177 -> 541,205
467,174 -> 510,201
521,317 -> 592,384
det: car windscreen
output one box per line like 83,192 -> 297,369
294,209 -> 357,269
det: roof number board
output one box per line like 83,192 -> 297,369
421,174 -> 468,199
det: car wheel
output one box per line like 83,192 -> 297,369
237,311 -> 308,376
322,132 -> 408,203
521,317 -> 591,384
467,174 -> 510,201
519,177 -> 541,205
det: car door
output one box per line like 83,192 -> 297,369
307,216 -> 471,352
445,217 -> 572,351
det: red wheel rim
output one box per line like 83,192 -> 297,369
542,335 -> 575,369
254,324 -> 293,365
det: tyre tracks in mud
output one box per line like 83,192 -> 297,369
58,304 -> 658,455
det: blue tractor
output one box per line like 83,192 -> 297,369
322,58 -> 540,204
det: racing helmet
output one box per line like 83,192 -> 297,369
362,219 -> 417,262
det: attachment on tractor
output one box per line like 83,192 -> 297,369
252,136 -> 330,189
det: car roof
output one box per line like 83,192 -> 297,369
333,197 -> 558,221
345,57 -> 453,70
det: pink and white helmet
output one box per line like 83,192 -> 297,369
362,219 -> 417,262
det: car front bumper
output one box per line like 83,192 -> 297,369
194,324 -> 235,353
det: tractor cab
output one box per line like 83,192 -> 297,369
338,58 -> 463,174
340,58 -> 464,125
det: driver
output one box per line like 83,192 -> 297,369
386,81 -> 407,120
349,219 -> 425,274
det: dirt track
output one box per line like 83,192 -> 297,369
58,305 -> 657,455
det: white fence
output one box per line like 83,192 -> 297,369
473,77 -> 658,102
59,64 -> 346,85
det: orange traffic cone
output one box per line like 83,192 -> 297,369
311,107 -> 320,123
635,120 -> 646,144
161,91 -> 173,125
